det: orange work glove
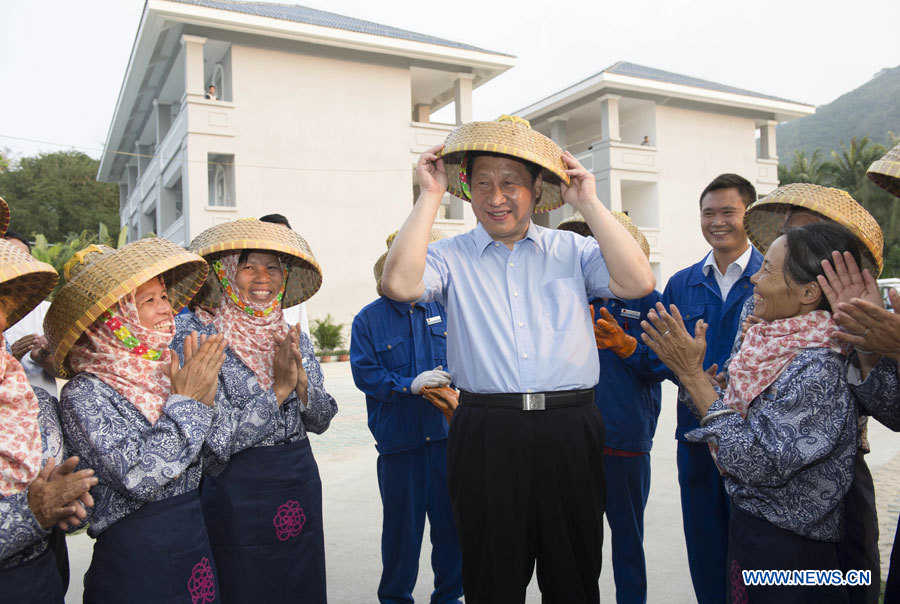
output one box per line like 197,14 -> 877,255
421,385 -> 459,423
592,306 -> 637,358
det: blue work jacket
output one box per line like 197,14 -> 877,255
591,293 -> 664,452
350,297 -> 449,455
660,247 -> 763,440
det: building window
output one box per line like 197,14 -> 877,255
208,154 -> 235,207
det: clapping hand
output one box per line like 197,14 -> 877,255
273,328 -> 299,405
27,456 -> 97,530
818,251 -> 900,358
170,332 -> 226,406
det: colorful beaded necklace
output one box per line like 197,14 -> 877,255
211,259 -> 287,317
100,310 -> 163,360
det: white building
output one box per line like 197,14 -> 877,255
514,62 -> 814,284
98,0 -> 513,326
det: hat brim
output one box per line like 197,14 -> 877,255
45,239 -> 208,377
436,121 -> 570,214
868,157 -> 900,198
0,258 -> 58,329
744,184 -> 883,276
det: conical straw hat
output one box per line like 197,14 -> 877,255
189,218 -> 322,309
374,229 -> 446,297
744,183 -> 883,276
437,115 -> 570,214
868,142 -> 900,198
44,239 -> 208,377
556,211 -> 651,259
0,239 -> 58,330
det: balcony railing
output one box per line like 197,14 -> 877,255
584,140 -> 658,175
411,121 -> 455,157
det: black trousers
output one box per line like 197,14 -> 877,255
836,449 -> 879,604
446,400 -> 606,604
727,506 -> 849,604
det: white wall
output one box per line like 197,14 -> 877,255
184,42 -> 421,333
654,104 -> 761,284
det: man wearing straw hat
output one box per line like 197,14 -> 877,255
817,142 -> 900,604
381,116 -> 654,603
656,173 -> 762,604
350,229 -> 463,604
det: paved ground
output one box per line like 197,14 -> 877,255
64,361 -> 900,603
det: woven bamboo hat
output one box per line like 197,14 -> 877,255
0,196 -> 9,238
556,211 -> 651,259
44,239 -> 209,377
189,218 -> 322,309
0,239 -> 58,330
374,229 -> 446,296
868,142 -> 900,198
744,183 -> 883,276
437,115 -> 570,214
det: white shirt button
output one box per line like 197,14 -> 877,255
509,262 -> 514,267
513,292 -> 519,297
522,353 -> 528,359
518,321 -> 524,327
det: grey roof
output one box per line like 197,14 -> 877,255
603,61 -> 798,104
169,0 -> 512,56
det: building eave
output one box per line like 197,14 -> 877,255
98,0 -> 515,182
516,71 -> 815,125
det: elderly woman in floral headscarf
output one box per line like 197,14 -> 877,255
644,222 -> 865,604
47,240 -> 236,604
179,219 -> 337,603
0,233 -> 97,604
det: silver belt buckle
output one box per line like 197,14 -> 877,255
522,393 -> 545,411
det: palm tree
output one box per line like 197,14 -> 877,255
823,137 -> 887,197
777,150 -> 828,185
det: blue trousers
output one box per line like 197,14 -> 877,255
677,440 -> 730,604
377,440 -> 462,604
603,453 -> 651,604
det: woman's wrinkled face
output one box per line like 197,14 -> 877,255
234,252 -> 282,305
749,236 -> 805,322
134,277 -> 173,330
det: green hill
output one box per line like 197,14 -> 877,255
777,65 -> 900,158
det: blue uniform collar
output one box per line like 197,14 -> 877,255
686,245 -> 761,286
473,221 -> 545,256
385,297 -> 420,315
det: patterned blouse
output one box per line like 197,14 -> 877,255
850,355 -> 900,431
174,312 -> 337,477
0,387 -> 65,568
686,348 -> 858,541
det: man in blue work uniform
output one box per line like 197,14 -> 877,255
559,212 -> 663,604
350,230 -> 463,604
659,173 -> 762,604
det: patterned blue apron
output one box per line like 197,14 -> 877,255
200,438 -> 326,603
0,547 -> 64,604
84,489 -> 220,603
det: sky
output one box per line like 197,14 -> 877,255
1,0 -> 898,161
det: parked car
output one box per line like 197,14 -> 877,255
877,278 -> 900,310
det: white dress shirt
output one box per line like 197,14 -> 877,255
702,245 -> 753,301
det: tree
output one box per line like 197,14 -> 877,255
0,150 -> 119,242
777,150 -> 828,185
822,136 -> 900,277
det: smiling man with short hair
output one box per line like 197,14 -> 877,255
381,116 -> 654,603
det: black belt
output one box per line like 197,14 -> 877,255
459,389 -> 594,411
